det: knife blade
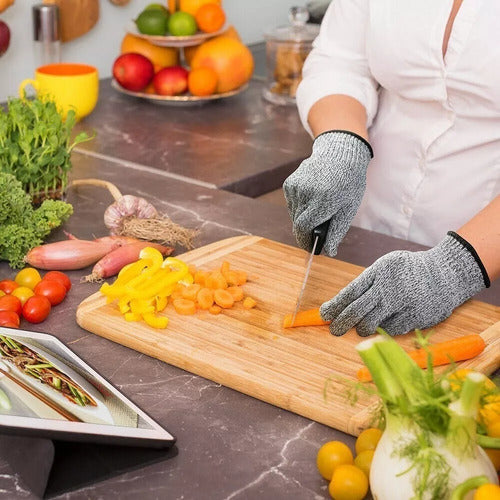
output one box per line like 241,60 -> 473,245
290,220 -> 330,326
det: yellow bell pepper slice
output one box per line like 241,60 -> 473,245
143,312 -> 169,329
124,312 -> 141,322
130,298 -> 155,315
155,294 -> 169,312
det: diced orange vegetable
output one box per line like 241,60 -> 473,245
242,296 -> 257,309
235,270 -> 247,285
213,289 -> 234,309
197,287 -> 214,310
227,285 -> 244,302
194,270 -> 209,286
223,270 -> 240,286
171,283 -> 185,300
356,334 -> 487,382
220,261 -> 230,275
173,298 -> 197,315
182,283 -> 202,301
209,305 -> 222,315
282,308 -> 330,328
188,264 -> 197,276
206,271 -> 227,290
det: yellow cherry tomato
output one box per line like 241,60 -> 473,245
328,464 -> 368,500
316,441 -> 354,481
14,268 -> 41,290
11,286 -> 35,306
354,449 -> 374,478
480,394 -> 500,433
473,484 -> 500,500
355,428 -> 383,455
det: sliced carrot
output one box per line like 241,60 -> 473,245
172,298 -> 196,315
282,308 -> 330,328
223,270 -> 240,286
194,270 -> 209,286
206,271 -> 227,290
242,296 -> 257,309
171,283 -> 185,300
220,261 -> 230,275
209,305 -> 222,315
182,283 -> 202,301
197,287 -> 214,310
188,264 -> 197,276
227,285 -> 244,302
357,334 -> 487,382
214,289 -> 234,309
235,270 -> 247,285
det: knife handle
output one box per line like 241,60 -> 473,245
313,220 -> 331,255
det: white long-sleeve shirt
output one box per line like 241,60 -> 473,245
296,0 -> 500,247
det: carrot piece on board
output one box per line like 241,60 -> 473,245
171,283 -> 185,300
235,270 -> 247,285
194,270 -> 209,286
173,298 -> 197,315
188,264 -> 197,276
227,285 -> 244,302
206,271 -> 227,290
242,296 -> 257,309
209,305 -> 222,315
197,287 -> 214,310
220,261 -> 230,275
356,334 -> 487,382
214,289 -> 234,309
282,308 -> 330,328
181,283 -> 202,301
223,270 -> 240,286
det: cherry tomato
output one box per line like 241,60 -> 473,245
22,295 -> 51,324
355,428 -> 383,455
0,295 -> 22,316
33,280 -> 67,306
353,449 -> 374,478
0,280 -> 18,294
42,271 -> 72,292
11,286 -> 35,306
0,310 -> 20,328
317,441 -> 354,481
474,484 -> 500,500
328,464 -> 368,500
14,268 -> 42,290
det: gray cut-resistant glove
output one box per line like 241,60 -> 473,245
320,232 -> 490,337
283,130 -> 373,256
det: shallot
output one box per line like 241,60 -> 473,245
82,241 -> 174,282
25,235 -> 139,270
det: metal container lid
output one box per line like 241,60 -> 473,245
264,6 -> 320,43
32,4 -> 60,42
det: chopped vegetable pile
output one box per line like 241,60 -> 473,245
0,173 -> 73,268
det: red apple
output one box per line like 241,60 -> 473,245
0,21 -> 10,57
153,66 -> 189,96
112,53 -> 154,92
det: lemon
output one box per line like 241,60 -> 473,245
167,11 -> 197,36
136,9 -> 169,36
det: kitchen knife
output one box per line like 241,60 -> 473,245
290,219 -> 330,326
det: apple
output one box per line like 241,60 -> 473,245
153,66 -> 189,96
0,21 -> 10,57
112,53 -> 154,92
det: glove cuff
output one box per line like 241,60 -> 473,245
446,231 -> 491,288
314,130 -> 374,158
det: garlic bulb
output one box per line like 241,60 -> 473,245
104,195 -> 158,234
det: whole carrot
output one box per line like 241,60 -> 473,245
83,242 -> 174,282
356,334 -> 486,382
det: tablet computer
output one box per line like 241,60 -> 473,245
0,327 -> 175,449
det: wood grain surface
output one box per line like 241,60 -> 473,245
76,236 -> 500,436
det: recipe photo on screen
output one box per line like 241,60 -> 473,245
0,328 -> 174,447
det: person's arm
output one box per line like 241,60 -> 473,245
457,195 -> 500,281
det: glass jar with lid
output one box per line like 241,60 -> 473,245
262,6 -> 320,106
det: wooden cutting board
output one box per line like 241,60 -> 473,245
76,236 -> 500,436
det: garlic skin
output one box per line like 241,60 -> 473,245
104,195 -> 158,234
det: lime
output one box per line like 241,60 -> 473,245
167,11 -> 197,36
135,9 -> 169,36
144,3 -> 169,16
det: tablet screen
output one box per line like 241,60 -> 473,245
0,327 -> 175,448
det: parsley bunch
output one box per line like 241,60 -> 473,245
0,172 -> 73,268
0,97 -> 93,199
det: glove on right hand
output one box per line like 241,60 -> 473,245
283,131 -> 372,256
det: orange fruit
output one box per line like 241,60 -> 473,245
191,35 -> 254,92
121,33 -> 179,72
188,67 -> 218,96
179,0 -> 220,17
195,3 -> 225,33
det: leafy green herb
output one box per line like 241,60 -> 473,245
0,97 -> 93,198
0,172 -> 73,268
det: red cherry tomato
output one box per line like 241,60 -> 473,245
43,271 -> 72,292
34,280 -> 67,306
0,295 -> 22,316
22,296 -> 51,324
0,280 -> 19,294
0,311 -> 20,328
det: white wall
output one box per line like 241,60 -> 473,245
0,0 -> 301,102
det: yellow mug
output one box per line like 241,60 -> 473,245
19,63 -> 99,121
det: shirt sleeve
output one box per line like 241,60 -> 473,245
296,0 -> 379,137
